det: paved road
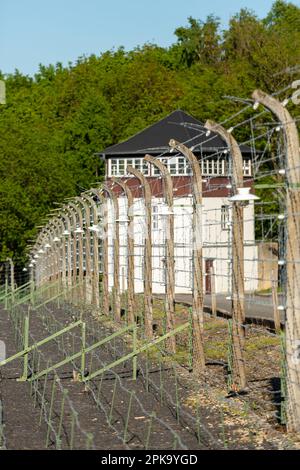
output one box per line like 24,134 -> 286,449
156,293 -> 285,327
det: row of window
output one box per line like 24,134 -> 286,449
108,157 -> 252,177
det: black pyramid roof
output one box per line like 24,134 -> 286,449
100,110 -> 252,157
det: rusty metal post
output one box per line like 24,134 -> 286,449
144,155 -> 176,353
127,165 -> 153,338
205,120 -> 246,390
252,89 -> 300,432
169,140 -> 205,373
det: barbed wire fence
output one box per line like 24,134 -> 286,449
1,76 -> 300,448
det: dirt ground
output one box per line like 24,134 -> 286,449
0,296 -> 299,450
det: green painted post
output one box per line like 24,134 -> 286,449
132,324 -> 137,380
39,361 -> 51,425
146,350 -> 149,392
4,278 -> 8,310
174,367 -> 180,423
30,280 -> 35,307
123,391 -> 134,443
57,389 -> 68,446
196,403 -> 201,445
86,433 -> 94,450
227,320 -> 234,392
188,308 -> 193,371
280,331 -> 287,425
220,407 -> 228,449
81,322 -> 86,379
109,378 -> 118,425
17,308 -> 30,382
97,374 -> 104,401
88,351 -> 94,377
46,378 -> 57,448
70,412 -> 76,450
159,359 -> 164,405
33,354 -> 41,408
145,411 -> 155,450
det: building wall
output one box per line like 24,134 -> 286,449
104,194 -> 258,295
257,242 -> 278,291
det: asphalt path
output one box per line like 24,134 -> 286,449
156,293 -> 285,327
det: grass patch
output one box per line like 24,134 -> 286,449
204,320 -> 227,331
246,335 -> 279,354
205,340 -> 228,361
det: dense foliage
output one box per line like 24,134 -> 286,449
0,1 -> 299,264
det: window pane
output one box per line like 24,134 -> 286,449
243,160 -> 251,176
143,161 -> 149,175
111,159 -> 117,175
221,205 -> 229,230
178,157 -> 185,174
119,159 -> 125,175
170,163 -> 177,175
152,206 -> 158,230
134,159 -> 141,171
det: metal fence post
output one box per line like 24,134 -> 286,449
253,89 -> 300,433
127,165 -> 153,339
17,307 -> 30,382
111,177 -> 135,325
81,321 -> 86,379
132,324 -> 137,380
144,155 -> 176,353
169,140 -> 205,374
204,120 -> 247,390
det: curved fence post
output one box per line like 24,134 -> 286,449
87,190 -> 101,310
169,140 -> 205,374
144,154 -> 176,353
68,201 -> 85,302
91,189 -> 108,315
111,177 -> 135,324
60,209 -> 73,292
205,120 -> 246,390
127,165 -> 153,339
252,89 -> 300,433
103,185 -> 121,322
79,195 -> 94,304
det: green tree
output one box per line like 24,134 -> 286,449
174,15 -> 221,67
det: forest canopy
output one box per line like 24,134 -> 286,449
0,0 -> 300,264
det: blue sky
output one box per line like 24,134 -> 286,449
1,0 -> 279,76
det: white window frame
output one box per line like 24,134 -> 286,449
221,205 -> 230,230
243,159 -> 252,176
152,205 -> 159,230
107,156 -> 250,177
